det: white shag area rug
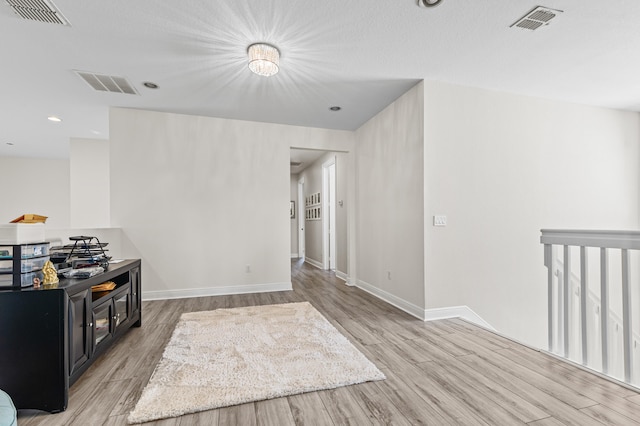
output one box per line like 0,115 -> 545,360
127,301 -> 385,424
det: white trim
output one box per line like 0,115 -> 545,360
322,156 -> 337,271
336,270 -> 354,286
355,279 -> 494,330
335,270 -> 349,283
291,253 -> 299,259
423,306 -> 495,330
356,279 -> 425,320
305,257 -> 323,270
142,282 -> 292,301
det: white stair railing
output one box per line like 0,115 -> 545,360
541,229 -> 639,386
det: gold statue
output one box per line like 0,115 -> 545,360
42,260 -> 59,286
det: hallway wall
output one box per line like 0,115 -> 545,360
423,80 -> 640,348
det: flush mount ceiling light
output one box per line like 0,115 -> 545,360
47,115 -> 62,122
418,0 -> 442,7
247,43 -> 280,77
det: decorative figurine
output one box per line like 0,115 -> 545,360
42,260 -> 59,285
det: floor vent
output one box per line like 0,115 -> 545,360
511,6 -> 562,31
75,71 -> 138,95
5,0 -> 70,26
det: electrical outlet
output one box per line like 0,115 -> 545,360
387,271 -> 392,280
246,265 -> 251,273
433,215 -> 447,227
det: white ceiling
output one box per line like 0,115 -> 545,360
2,0 -> 640,159
290,148 -> 331,175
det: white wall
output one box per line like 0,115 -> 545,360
109,107 -> 354,299
423,80 -> 640,349
70,138 -> 110,228
355,82 -> 426,316
0,156 -> 70,228
0,155 -> 118,254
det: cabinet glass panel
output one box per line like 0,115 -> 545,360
93,303 -> 111,346
114,292 -> 128,328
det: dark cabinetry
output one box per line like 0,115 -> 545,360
0,259 -> 141,412
68,288 -> 90,377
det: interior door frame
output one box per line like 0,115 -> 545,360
322,157 -> 337,270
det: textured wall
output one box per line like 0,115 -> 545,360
355,82 -> 426,310
423,80 -> 640,349
109,108 -> 353,297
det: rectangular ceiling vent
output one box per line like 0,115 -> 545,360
75,71 -> 138,95
511,6 -> 562,31
290,162 -> 303,167
5,0 -> 70,26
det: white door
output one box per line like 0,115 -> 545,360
322,158 -> 337,270
328,162 -> 336,270
297,177 -> 305,259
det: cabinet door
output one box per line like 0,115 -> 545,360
113,286 -> 130,331
130,266 -> 141,326
92,300 -> 113,350
68,289 -> 90,377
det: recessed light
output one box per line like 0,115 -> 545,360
419,0 -> 443,7
143,82 -> 159,89
47,116 -> 62,122
329,106 -> 341,111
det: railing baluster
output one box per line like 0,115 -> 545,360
580,246 -> 588,366
540,229 -> 640,387
621,249 -> 632,383
544,244 -> 554,352
600,247 -> 609,375
563,245 -> 570,358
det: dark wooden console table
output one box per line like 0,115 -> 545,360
0,259 -> 141,413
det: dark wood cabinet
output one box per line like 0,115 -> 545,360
68,288 -> 90,378
0,259 -> 141,413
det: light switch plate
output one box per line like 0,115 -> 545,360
433,215 -> 447,227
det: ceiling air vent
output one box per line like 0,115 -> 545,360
290,162 -> 303,167
5,0 -> 70,25
511,6 -> 562,31
75,71 -> 138,95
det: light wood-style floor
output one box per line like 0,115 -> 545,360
18,259 -> 640,425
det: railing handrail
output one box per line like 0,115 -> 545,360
541,229 -> 640,249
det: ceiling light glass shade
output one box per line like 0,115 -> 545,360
248,43 -> 280,77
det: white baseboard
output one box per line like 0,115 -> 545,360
304,257 -> 323,270
423,305 -> 495,331
291,253 -> 299,259
356,279 -> 425,320
335,270 -> 350,284
355,279 -> 494,330
142,282 -> 292,301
